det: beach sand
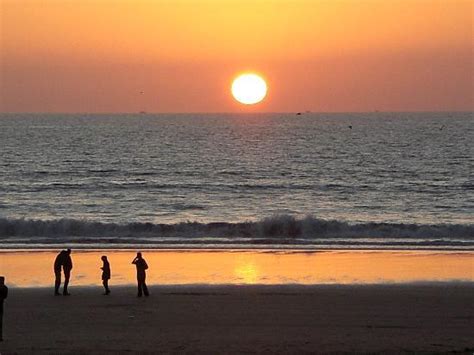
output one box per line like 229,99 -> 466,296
1,284 -> 473,354
2,250 -> 473,287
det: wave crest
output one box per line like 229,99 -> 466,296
0,215 -> 472,242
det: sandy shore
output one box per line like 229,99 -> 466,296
1,284 -> 473,354
2,250 -> 473,287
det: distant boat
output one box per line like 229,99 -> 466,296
296,112 -> 302,115
139,111 -> 147,114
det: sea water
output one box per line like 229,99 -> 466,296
0,112 -> 472,249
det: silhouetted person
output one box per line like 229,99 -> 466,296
62,249 -> 73,295
54,250 -> 66,295
132,252 -> 149,297
101,256 -> 111,295
54,249 -> 73,296
0,276 -> 8,341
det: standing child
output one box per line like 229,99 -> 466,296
101,256 -> 111,295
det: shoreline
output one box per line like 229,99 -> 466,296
1,284 -> 473,353
1,246 -> 473,251
1,249 -> 472,288
7,280 -> 474,289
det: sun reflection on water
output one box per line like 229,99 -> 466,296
1,250 -> 473,287
234,261 -> 259,284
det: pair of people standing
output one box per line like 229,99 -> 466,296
103,253 -> 148,297
54,249 -> 73,296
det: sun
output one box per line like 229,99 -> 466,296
231,73 -> 267,105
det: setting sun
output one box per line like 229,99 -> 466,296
231,73 -> 267,105
0,0 -> 473,352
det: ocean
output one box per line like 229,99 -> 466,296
0,112 -> 472,249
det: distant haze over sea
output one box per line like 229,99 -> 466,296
0,112 -> 472,249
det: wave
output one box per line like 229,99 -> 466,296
0,215 -> 472,247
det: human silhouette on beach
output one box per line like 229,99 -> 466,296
0,276 -> 8,341
54,249 -> 73,296
132,252 -> 149,297
54,250 -> 66,295
101,256 -> 111,295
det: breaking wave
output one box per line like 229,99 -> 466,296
0,215 -> 472,249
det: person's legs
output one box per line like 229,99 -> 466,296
137,279 -> 143,297
0,303 -> 3,341
54,270 -> 61,295
63,271 -> 70,295
103,279 -> 110,294
143,277 -> 149,296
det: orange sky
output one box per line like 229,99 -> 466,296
1,0 -> 472,112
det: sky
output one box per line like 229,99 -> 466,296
0,0 -> 472,113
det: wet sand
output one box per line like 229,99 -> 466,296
2,250 -> 473,287
1,284 -> 473,354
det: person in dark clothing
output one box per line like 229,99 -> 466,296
132,252 -> 149,297
101,255 -> 111,295
0,276 -> 8,341
54,249 -> 73,296
54,250 -> 66,295
62,249 -> 73,296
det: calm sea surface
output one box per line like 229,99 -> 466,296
0,112 -> 472,249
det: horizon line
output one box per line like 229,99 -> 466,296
0,110 -> 472,115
